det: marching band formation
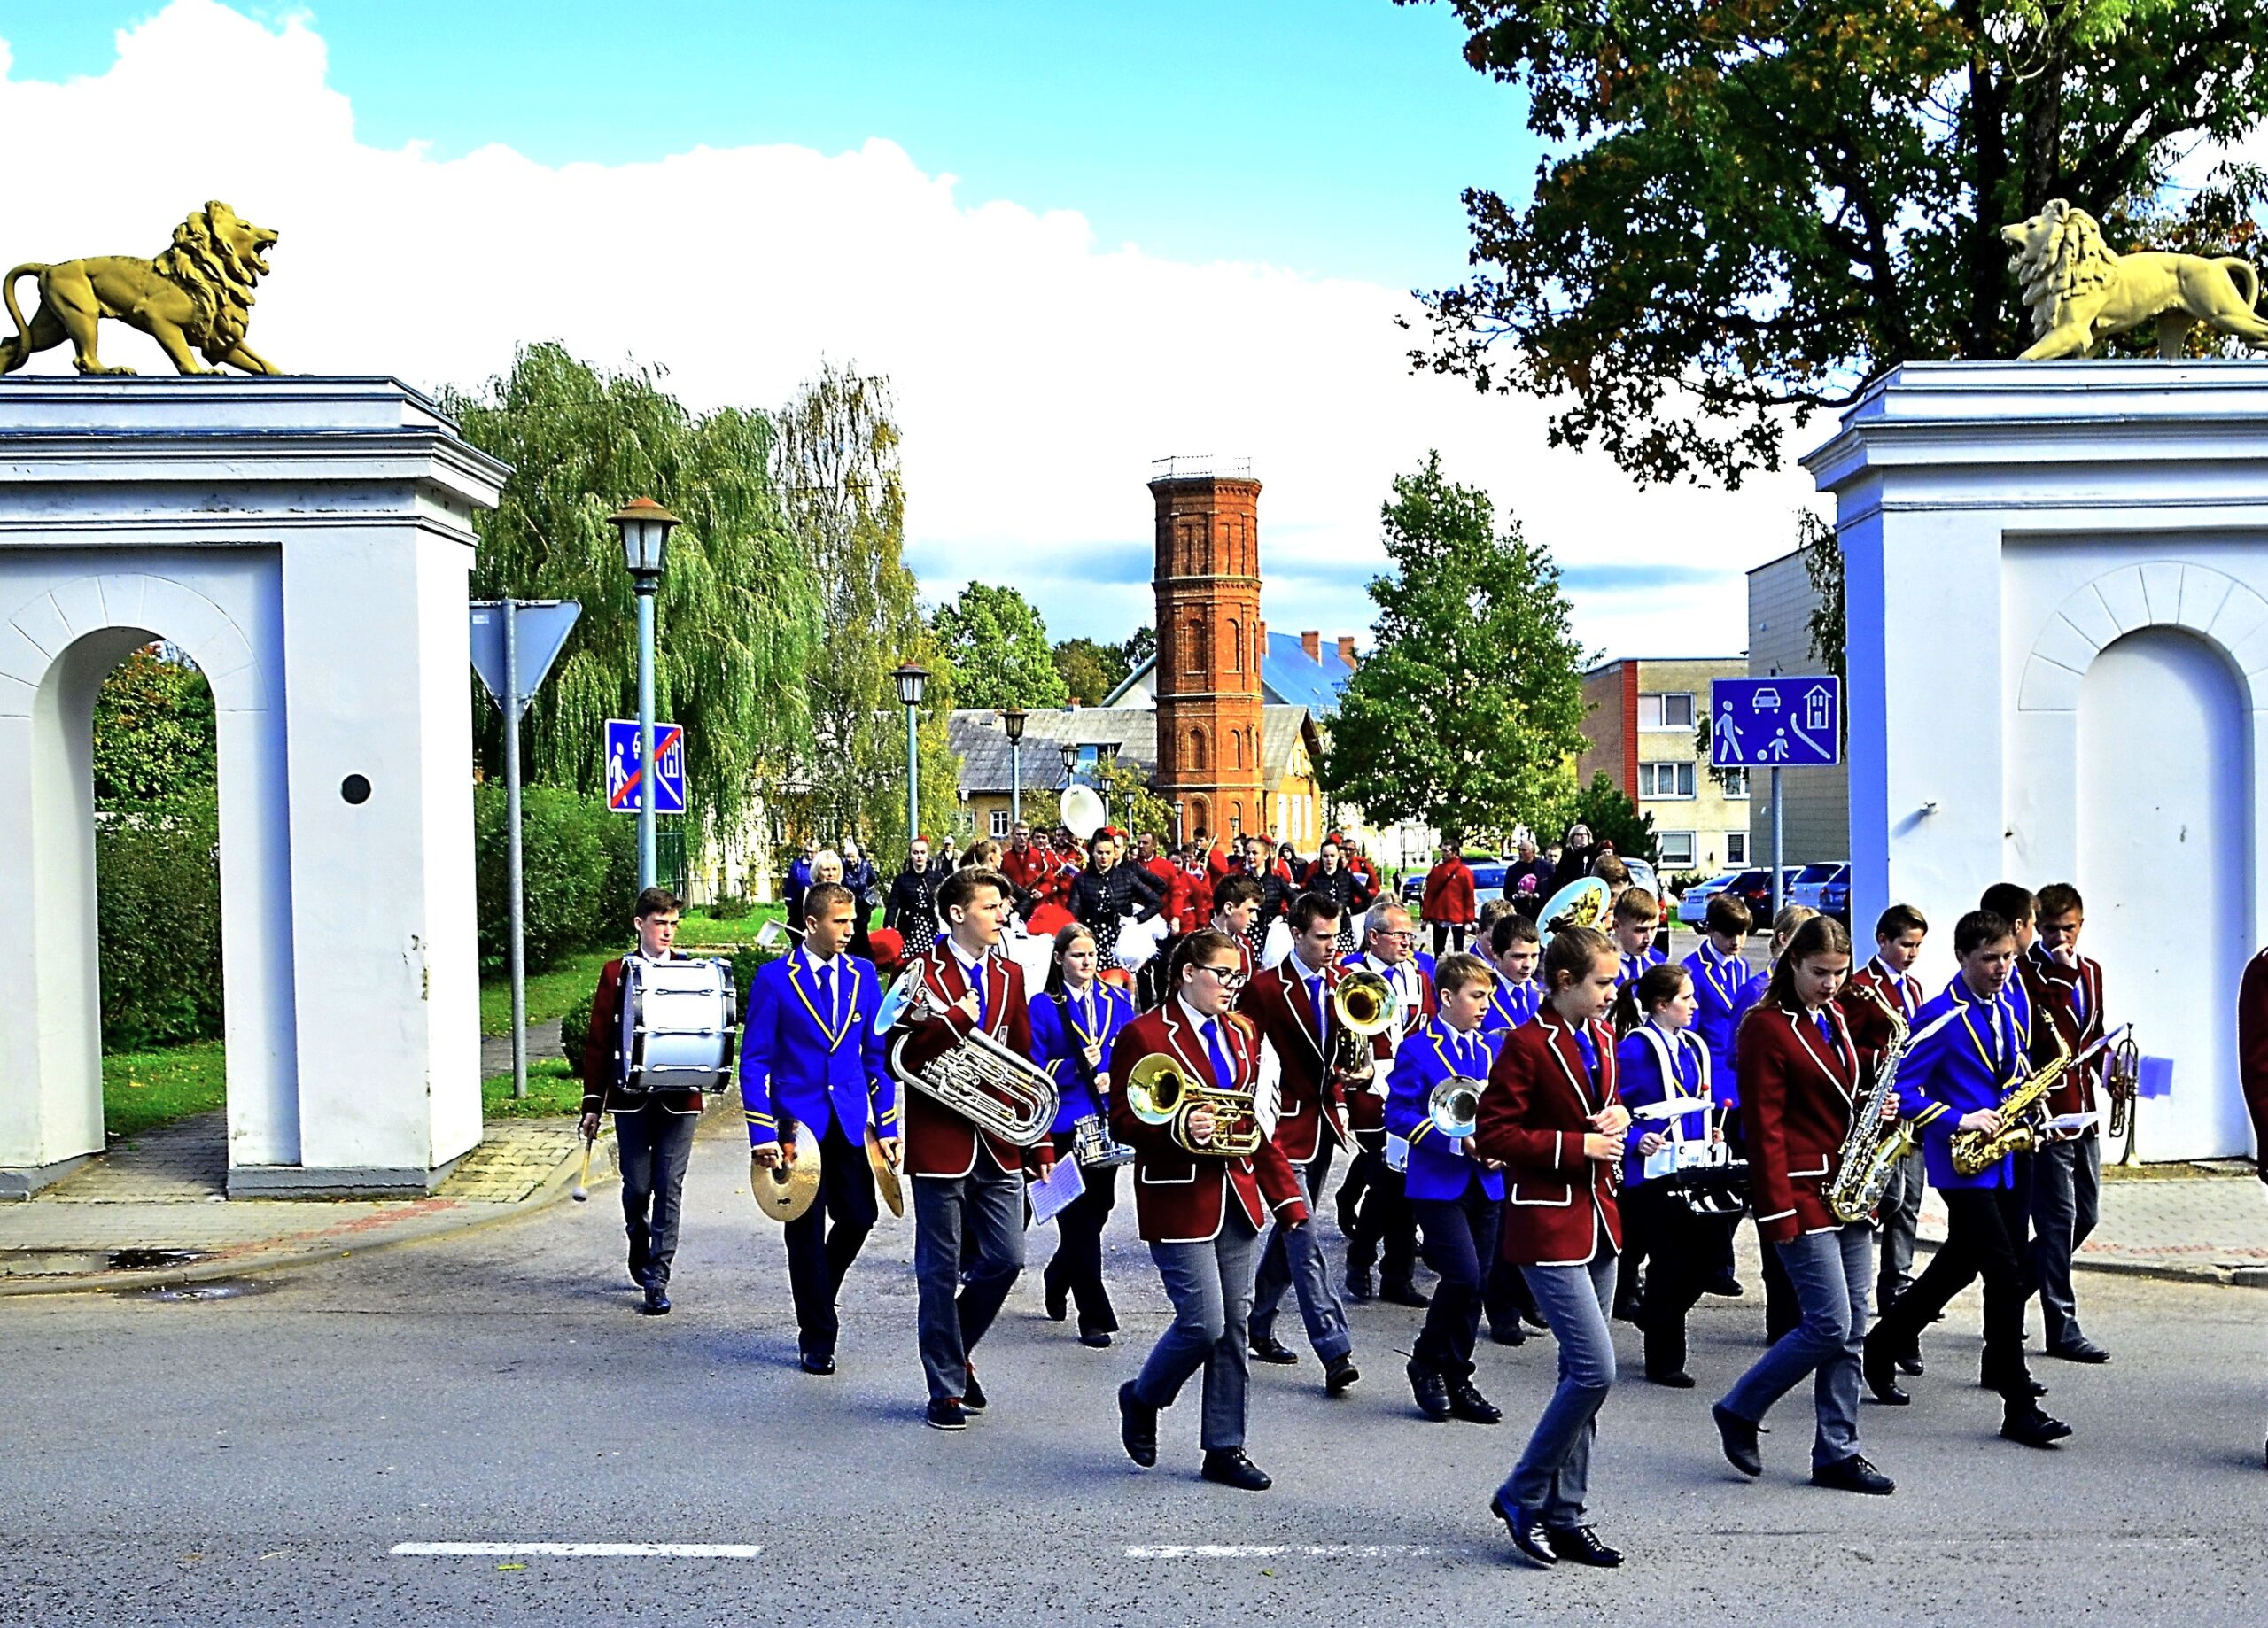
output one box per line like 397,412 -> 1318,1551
580,827 -> 2162,1570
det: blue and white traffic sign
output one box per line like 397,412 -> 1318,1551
1709,676 -> 1840,767
605,717 -> 687,814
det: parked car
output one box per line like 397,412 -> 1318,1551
1820,874 -> 1852,926
1677,871 -> 1744,928
1789,861 -> 1849,913
1727,866 -> 1803,926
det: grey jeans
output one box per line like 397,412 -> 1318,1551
911,1159 -> 1027,1403
1719,1222 -> 1872,1469
613,1105 -> 697,1288
1874,1146 -> 1925,1305
2026,1133 -> 2101,1347
1501,1251 -> 1618,1527
1134,1213 -> 1263,1453
1250,1142 -> 1352,1361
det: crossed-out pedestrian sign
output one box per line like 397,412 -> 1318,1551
605,717 -> 686,814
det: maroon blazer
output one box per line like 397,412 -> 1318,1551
1839,959 -> 1922,1079
579,955 -> 704,1117
1238,957 -> 1348,1165
1474,1012 -> 1623,1268
2026,944 -> 2106,1117
1737,1001 -> 1861,1243
889,944 -> 1033,1178
2239,948 -> 2268,1159
1107,1003 -> 1308,1244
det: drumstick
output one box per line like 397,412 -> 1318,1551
571,1133 -> 594,1202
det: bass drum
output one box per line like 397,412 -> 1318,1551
620,957 -> 740,1095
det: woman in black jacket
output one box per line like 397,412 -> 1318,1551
1066,828 -> 1163,963
882,835 -> 942,957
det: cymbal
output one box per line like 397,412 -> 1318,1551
868,1137 -> 905,1218
752,1126 -> 821,1222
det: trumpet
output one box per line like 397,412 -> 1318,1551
1329,969 -> 1400,1088
1426,1078 -> 1484,1140
2106,1027 -> 2140,1142
1123,1052 -> 1262,1158
876,965 -> 1060,1148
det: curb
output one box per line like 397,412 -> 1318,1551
0,1136 -> 614,1299
1914,1236 -> 2268,1292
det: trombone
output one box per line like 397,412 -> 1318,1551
1123,1052 -> 1262,1158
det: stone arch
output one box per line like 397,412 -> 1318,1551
1227,618 -> 1241,672
2018,560 -> 2268,714
1187,725 -> 1208,772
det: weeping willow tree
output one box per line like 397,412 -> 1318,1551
773,363 -> 959,856
442,344 -> 822,846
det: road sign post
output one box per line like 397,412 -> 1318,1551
1708,676 -> 1841,926
470,599 -> 582,1102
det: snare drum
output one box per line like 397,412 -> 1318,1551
618,957 -> 740,1096
1070,1112 -> 1134,1170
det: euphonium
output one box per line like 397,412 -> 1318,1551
877,966 -> 1060,1148
1123,1051 -> 1262,1158
1828,994 -> 1957,1223
1948,1023 -> 2125,1177
1329,968 -> 1400,1086
1427,1078 -> 1484,1140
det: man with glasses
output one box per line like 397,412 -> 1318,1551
1340,901 -> 1436,1306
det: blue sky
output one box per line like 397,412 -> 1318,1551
0,1 -> 1533,289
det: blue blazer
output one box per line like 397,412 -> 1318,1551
1682,942 -> 1750,1108
1724,970 -> 1772,1111
1384,1017 -> 1505,1202
738,950 -> 891,1146
1896,975 -> 2026,1190
1028,981 -> 1138,1133
1617,944 -> 1666,990
1483,975 -> 1541,1037
1614,1023 -> 1713,1185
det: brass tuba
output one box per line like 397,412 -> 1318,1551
1123,1051 -> 1262,1158
877,965 -> 1060,1147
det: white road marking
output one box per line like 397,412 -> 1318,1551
1125,1544 -> 1434,1560
391,1542 -> 764,1559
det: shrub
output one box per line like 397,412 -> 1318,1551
474,784 -> 640,973
97,794 -> 224,1052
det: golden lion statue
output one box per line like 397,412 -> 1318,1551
2005,198 -> 2268,360
0,201 -> 281,376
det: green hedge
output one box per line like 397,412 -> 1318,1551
474,783 -> 640,974
97,795 -> 223,1052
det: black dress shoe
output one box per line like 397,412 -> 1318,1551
1117,1381 -> 1157,1466
1812,1453 -> 1896,1494
1487,1323 -> 1528,1347
1448,1377 -> 1502,1424
2047,1336 -> 2109,1364
1704,1275 -> 1745,1298
1250,1333 -> 1300,1365
1861,1340 -> 1910,1406
1408,1361 -> 1451,1421
1200,1447 -> 1272,1491
1380,1280 -> 1430,1308
925,1397 -> 967,1431
1545,1524 -> 1624,1568
1344,1270 -> 1375,1303
1612,1297 -> 1645,1324
2000,1408 -> 2073,1447
1648,1369 -> 1697,1389
1078,1330 -> 1114,1349
1896,1347 -> 1925,1376
1489,1496 -> 1555,1567
1981,1366 -> 2048,1398
1713,1402 -> 1762,1477
960,1367 -> 989,1414
1044,1284 -> 1068,1322
639,1283 -> 671,1316
799,1350 -> 835,1376
1324,1353 -> 1362,1396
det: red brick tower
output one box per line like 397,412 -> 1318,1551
1148,458 -> 1265,843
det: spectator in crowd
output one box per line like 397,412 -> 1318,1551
1422,839 -> 1480,957
883,834 -> 944,957
1550,823 -> 1601,896
838,838 -> 880,962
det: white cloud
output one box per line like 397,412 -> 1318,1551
0,0 -> 1819,660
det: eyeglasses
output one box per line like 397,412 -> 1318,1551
1194,963 -> 1247,996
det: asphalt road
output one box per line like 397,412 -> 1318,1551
4,1127 -> 2265,1628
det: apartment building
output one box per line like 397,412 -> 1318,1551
1578,655 -> 1752,875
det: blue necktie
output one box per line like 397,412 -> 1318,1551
1573,1026 -> 1597,1075
967,960 -> 988,1031
1815,1012 -> 1835,1050
821,962 -> 837,1035
1206,1020 -> 1235,1095
1306,974 -> 1327,1043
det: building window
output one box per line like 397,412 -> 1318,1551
990,808 -> 1010,839
1658,831 -> 1696,868
1228,618 -> 1241,672
1639,761 -> 1696,799
1727,832 -> 1747,865
1638,692 -> 1695,730
1188,728 -> 1208,771
1721,766 -> 1751,799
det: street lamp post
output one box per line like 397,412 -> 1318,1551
1001,705 -> 1027,827
611,497 -> 680,892
895,662 -> 928,852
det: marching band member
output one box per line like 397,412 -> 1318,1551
1478,926 -> 1630,1569
1484,911 -> 1545,1036
1728,903 -> 1817,1344
2025,884 -> 2110,1365
579,888 -> 703,1317
1609,887 -> 1665,990
1113,930 -> 1309,1492
2237,941 -> 2268,1468
1683,892 -> 1752,1299
1340,900 -> 1435,1306
1981,882 -> 2054,1066
1386,952 -> 1506,1423
890,867 -> 1037,1431
1608,884 -> 1667,1322
1710,916 -> 1897,1494
1027,923 -> 1138,1348
882,834 -> 943,958
999,820 -> 1051,917
1612,963 -> 1726,1387
1068,827 -> 1165,965
1306,837 -> 1371,957
1862,911 -> 2073,1448
740,882 -> 893,1374
1840,903 -> 1929,1364
1239,893 -> 1361,1393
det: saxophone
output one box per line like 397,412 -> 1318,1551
1828,992 -> 1957,1223
1948,1021 -> 2126,1177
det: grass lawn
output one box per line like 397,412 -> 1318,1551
482,1055 -> 586,1119
103,1039 -> 226,1141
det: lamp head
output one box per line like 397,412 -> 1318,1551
610,497 -> 680,583
892,661 -> 929,709
1000,705 -> 1027,744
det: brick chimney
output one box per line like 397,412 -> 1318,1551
1300,630 -> 1321,663
1336,635 -> 1358,669
1255,618 -> 1267,658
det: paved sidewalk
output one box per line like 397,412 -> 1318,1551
0,1113 -> 595,1295
1919,1159 -> 2268,1287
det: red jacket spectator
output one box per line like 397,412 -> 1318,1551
1421,855 -> 1478,927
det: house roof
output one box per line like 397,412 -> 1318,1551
951,704 -> 1320,795
1098,630 -> 1355,715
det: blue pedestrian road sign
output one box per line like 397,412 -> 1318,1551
1709,677 -> 1840,767
605,718 -> 687,814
